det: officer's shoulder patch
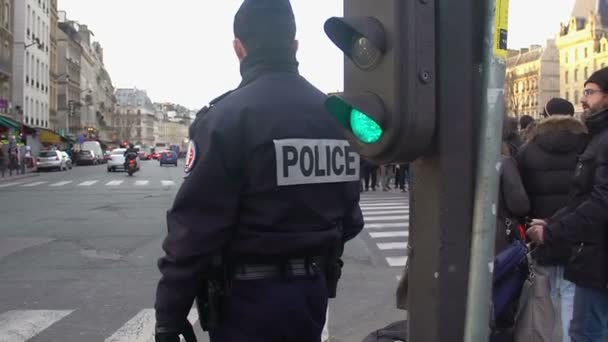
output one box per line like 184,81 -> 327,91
273,139 -> 360,186
184,140 -> 198,174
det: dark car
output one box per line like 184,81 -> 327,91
159,151 -> 178,167
76,150 -> 97,166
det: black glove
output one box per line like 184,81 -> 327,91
155,321 -> 198,342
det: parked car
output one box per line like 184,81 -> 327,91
159,150 -> 178,167
76,150 -> 98,166
138,151 -> 149,160
151,152 -> 160,160
60,151 -> 73,170
37,150 -> 70,171
103,151 -> 113,163
81,141 -> 105,164
107,148 -> 141,172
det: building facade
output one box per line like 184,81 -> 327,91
57,16 -> 81,136
49,0 -> 57,129
505,40 -> 560,118
0,0 -> 13,118
556,0 -> 608,113
12,0 -> 51,128
114,88 -> 157,147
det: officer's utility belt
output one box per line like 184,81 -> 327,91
232,258 -> 319,281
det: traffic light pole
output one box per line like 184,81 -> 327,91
407,0 -> 490,340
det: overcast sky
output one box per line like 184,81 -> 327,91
58,0 -> 576,110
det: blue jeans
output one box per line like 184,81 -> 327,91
547,266 -> 575,342
570,286 -> 608,341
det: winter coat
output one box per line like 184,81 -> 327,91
496,156 -> 530,254
516,115 -> 588,265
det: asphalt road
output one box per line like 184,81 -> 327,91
0,161 -> 407,342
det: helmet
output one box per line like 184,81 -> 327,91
129,143 -> 135,149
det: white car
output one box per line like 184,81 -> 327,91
107,148 -> 139,172
37,150 -> 69,171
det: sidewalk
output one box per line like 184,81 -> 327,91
0,170 -> 39,184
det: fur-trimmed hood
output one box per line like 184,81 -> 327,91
526,115 -> 588,154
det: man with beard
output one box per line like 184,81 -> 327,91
528,67 -> 608,341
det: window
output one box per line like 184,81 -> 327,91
565,71 -> 569,83
585,47 -> 588,58
26,5 -> 30,36
3,1 -> 10,30
585,67 -> 589,79
566,91 -> 570,102
575,91 -> 580,104
565,52 -> 569,64
575,69 -> 579,82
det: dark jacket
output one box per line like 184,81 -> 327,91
546,109 -> 608,290
155,59 -> 364,330
517,115 -> 588,265
496,156 -> 530,254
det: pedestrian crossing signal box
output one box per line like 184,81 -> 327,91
324,0 -> 436,164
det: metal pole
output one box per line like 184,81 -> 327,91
464,0 -> 508,340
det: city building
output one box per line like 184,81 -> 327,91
0,0 -> 13,118
505,40 -> 560,118
12,0 -> 51,128
49,0 -> 57,129
114,88 -> 157,147
57,14 -> 81,136
154,102 -> 192,149
556,0 -> 608,113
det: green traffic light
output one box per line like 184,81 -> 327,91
350,108 -> 383,144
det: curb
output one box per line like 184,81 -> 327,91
0,172 -> 40,184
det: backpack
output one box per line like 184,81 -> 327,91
492,239 -> 529,329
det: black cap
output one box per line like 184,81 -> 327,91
234,0 -> 296,50
585,67 -> 608,92
542,97 -> 575,117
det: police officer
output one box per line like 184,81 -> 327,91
154,1 -> 364,341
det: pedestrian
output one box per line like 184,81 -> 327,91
0,142 -> 6,178
527,67 -> 608,342
503,116 -> 522,156
365,163 -> 379,191
516,97 -> 587,342
396,163 -> 409,192
380,164 -> 393,191
154,1 -> 364,341
519,115 -> 534,132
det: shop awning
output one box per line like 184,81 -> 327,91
0,115 -> 20,129
38,128 -> 63,144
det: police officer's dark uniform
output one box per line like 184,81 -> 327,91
154,1 -> 364,341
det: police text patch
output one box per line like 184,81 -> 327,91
274,139 -> 360,186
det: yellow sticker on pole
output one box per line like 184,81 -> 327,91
494,0 -> 509,58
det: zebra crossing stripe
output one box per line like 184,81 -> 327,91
104,308 -> 198,342
360,206 -> 409,210
49,181 -> 72,187
106,180 -> 124,186
0,310 -> 73,342
78,180 -> 98,186
365,223 -> 409,229
386,256 -> 408,267
377,242 -> 409,250
359,202 -> 408,207
362,210 -> 409,216
21,181 -> 46,187
134,180 -> 149,186
369,231 -> 409,238
161,180 -> 175,186
364,215 -> 409,222
0,182 -> 22,188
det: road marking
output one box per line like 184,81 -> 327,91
106,180 -> 124,186
0,310 -> 73,342
0,182 -> 22,188
134,180 -> 149,186
161,180 -> 175,186
377,242 -> 409,250
21,181 -> 46,187
78,180 -> 98,186
369,231 -> 409,238
105,309 -> 198,342
365,223 -> 409,229
49,181 -> 72,187
359,202 -> 408,207
362,210 -> 409,216
386,256 -> 408,267
364,215 -> 409,222
360,206 -> 409,210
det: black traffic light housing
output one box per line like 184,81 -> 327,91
324,0 -> 436,164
